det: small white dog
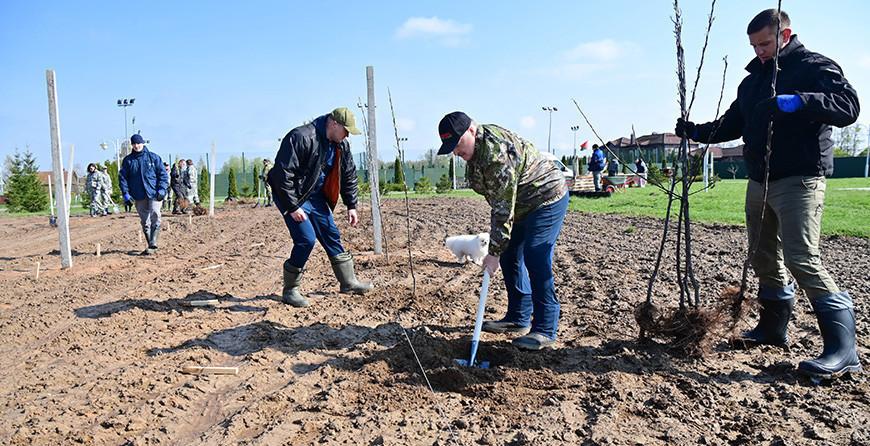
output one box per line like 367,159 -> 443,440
445,233 -> 490,265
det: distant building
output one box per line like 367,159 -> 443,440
36,170 -> 82,198
606,133 -> 699,166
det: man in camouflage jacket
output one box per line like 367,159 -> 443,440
437,111 -> 569,351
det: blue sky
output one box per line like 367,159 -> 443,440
2,0 -> 868,172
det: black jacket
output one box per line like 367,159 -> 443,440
693,36 -> 859,181
267,115 -> 359,213
170,165 -> 187,196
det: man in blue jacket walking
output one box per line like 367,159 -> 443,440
119,134 -> 169,255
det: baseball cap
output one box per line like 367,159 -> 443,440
131,134 -> 145,144
330,107 -> 362,135
437,111 -> 471,155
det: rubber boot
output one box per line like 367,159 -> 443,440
281,260 -> 309,307
798,293 -> 862,379
140,228 -> 153,256
149,226 -> 160,251
732,283 -> 794,348
329,252 -> 372,294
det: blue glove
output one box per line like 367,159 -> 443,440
155,190 -> 166,201
123,193 -> 132,204
776,94 -> 803,113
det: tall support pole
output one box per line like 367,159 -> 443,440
66,144 -> 75,217
209,142 -> 216,217
48,174 -> 55,218
366,66 -> 384,255
865,125 -> 869,178
46,69 -> 72,269
451,156 -> 457,189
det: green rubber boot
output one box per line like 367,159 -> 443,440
329,252 -> 373,294
281,260 -> 309,307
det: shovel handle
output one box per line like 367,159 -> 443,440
469,270 -> 491,366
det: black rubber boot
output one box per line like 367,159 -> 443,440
140,228 -> 153,256
798,307 -> 862,379
733,298 -> 794,348
149,227 -> 160,251
329,252 -> 373,294
281,260 -> 309,307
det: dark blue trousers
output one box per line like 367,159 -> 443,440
499,193 -> 569,340
276,193 -> 344,268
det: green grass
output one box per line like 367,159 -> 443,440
379,189 -> 482,200
568,178 -> 870,238
5,179 -> 867,238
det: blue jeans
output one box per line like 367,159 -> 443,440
499,193 -> 569,339
275,193 -> 345,268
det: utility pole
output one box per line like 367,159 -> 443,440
366,66 -> 383,255
46,69 -> 72,269
542,106 -> 558,154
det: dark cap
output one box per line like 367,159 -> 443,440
131,134 -> 145,144
437,111 -> 471,155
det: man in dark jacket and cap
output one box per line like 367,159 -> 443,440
267,107 -> 372,307
675,9 -> 861,379
120,134 -> 169,255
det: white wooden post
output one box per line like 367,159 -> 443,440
366,66 -> 383,255
48,174 -> 55,218
65,144 -> 74,216
46,69 -> 72,269
209,141 -> 216,217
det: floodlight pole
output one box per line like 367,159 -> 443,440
543,106 -> 558,154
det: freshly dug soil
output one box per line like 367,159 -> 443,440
0,197 -> 867,445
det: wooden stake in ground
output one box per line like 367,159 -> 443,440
181,366 -> 238,375
209,141 -> 216,218
35,262 -> 41,281
138,229 -> 143,243
96,242 -> 101,257
185,299 -> 219,307
45,69 -> 72,269
47,174 -> 57,227
188,214 -> 192,227
65,144 -> 75,218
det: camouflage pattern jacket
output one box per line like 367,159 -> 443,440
466,124 -> 567,256
86,171 -> 101,196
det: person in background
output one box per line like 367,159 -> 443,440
185,159 -> 199,206
119,134 -> 168,255
261,159 -> 273,207
588,144 -> 607,192
635,157 -> 647,188
85,163 -> 103,217
98,164 -> 116,215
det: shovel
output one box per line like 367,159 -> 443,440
455,270 -> 491,369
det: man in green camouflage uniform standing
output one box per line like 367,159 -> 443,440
437,111 -> 569,350
98,164 -> 116,215
261,159 -> 273,207
85,163 -> 103,217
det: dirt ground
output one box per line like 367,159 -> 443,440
0,197 -> 867,446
